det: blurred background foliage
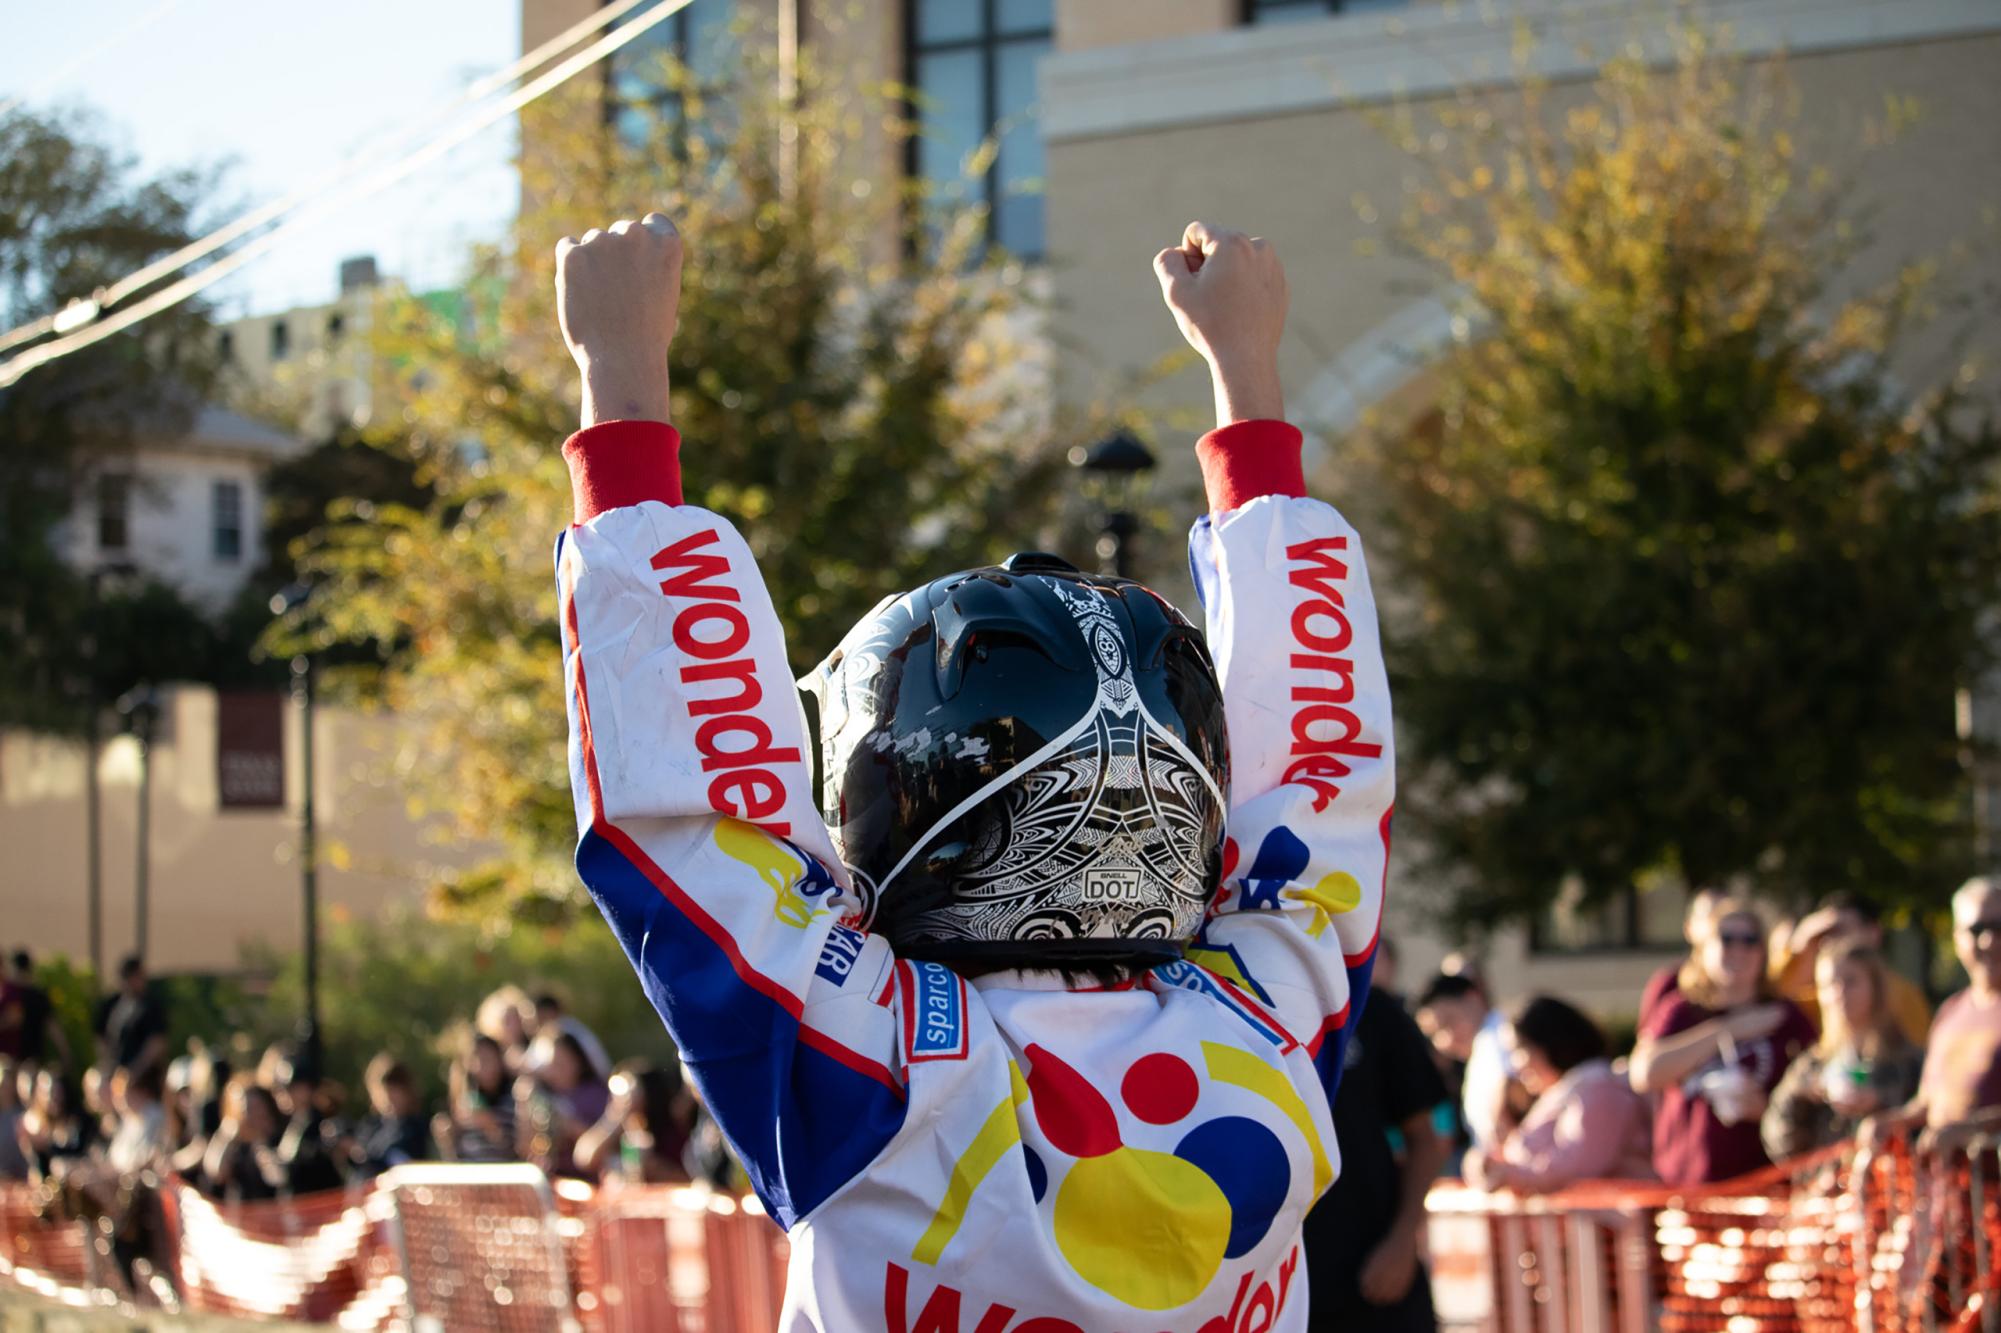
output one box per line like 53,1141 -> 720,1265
1358,33 -> 2001,931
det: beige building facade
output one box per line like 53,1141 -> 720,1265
2,687 -> 456,977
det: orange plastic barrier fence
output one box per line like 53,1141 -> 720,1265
2,1168 -> 787,1331
1428,1133 -> 2001,1333
7,1138 -> 1993,1330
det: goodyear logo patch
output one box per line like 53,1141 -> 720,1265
901,961 -> 968,1063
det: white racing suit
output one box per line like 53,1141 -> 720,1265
556,417 -> 1394,1332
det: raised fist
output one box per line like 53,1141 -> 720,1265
555,212 -> 683,426
1153,221 -> 1288,374
1153,221 -> 1287,425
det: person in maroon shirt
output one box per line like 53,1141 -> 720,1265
1631,899 -> 1815,1185
1867,877 -> 2001,1155
1637,887 -> 1724,1032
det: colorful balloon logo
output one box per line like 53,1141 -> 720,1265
1023,1044 -> 1297,1311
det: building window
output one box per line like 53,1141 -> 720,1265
212,480 -> 243,563
1245,0 -> 1405,21
217,329 -> 234,362
97,475 -> 131,552
907,0 -> 1052,258
270,320 -> 290,361
326,311 -> 346,340
604,0 -> 734,153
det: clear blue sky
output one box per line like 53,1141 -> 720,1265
2,0 -> 522,316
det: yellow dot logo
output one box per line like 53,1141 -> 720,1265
1052,1149 -> 1231,1310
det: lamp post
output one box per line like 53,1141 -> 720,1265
269,584 -> 322,1072
80,561 -> 137,992
1069,430 -> 1159,578
113,685 -> 160,966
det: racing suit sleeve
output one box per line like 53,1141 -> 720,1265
556,419 -> 906,1227
1183,420 -> 1394,1104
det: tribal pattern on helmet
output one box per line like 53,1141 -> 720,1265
801,554 -> 1230,969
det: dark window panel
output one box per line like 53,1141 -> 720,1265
213,480 -> 243,562
916,0 -> 982,44
993,39 -> 1047,256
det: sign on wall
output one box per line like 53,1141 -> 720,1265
216,690 -> 285,809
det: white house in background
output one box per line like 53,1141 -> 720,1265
55,401 -> 306,614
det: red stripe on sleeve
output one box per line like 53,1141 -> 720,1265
1196,419 -> 1306,513
563,420 -> 684,521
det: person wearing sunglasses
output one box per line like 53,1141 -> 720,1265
1630,899 -> 1815,1185
1865,877 -> 2001,1156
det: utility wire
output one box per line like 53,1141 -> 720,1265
0,0 -> 667,360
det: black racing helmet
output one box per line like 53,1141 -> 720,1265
799,553 -> 1230,970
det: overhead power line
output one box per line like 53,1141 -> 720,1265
0,0 -> 680,376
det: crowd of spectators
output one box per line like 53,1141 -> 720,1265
0,962 -> 735,1219
7,877 -> 2001,1327
1303,875 -> 2001,1327
1380,875 -> 2001,1199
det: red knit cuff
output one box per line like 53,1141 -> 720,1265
562,420 -> 684,522
1196,420 -> 1306,513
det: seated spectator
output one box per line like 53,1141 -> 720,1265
576,1061 -> 700,1185
1640,888 -> 1725,1030
476,986 -> 537,1074
522,1032 -> 610,1180
1416,971 -> 1514,1152
1631,899 -> 1815,1185
266,1046 -> 344,1194
200,1075 -> 288,1203
1464,996 -> 1653,1193
0,1058 -> 27,1179
1867,877 -> 2001,1154
1771,892 -> 1931,1044
16,1069 -> 90,1182
81,1065 -> 114,1142
103,1064 -> 168,1176
1762,940 -> 1923,1161
435,1033 -> 518,1163
341,1055 -> 431,1178
527,991 -> 612,1084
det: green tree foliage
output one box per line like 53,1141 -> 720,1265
0,106 -> 228,730
282,32 -> 1067,923
1364,37 -> 2001,928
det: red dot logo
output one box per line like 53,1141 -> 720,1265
1121,1052 -> 1199,1125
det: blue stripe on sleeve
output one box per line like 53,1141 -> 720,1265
576,828 -> 908,1227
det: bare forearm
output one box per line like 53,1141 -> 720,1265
1207,355 -> 1284,428
580,357 -> 670,428
1631,1022 -> 1724,1093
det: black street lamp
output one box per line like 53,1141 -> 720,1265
1069,430 -> 1159,579
113,684 -> 160,966
269,583 -> 322,1073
